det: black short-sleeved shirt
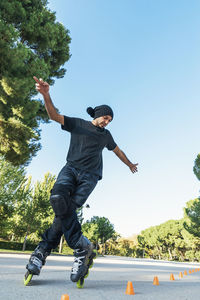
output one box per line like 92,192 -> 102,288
61,116 -> 117,180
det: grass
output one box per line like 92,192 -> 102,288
0,248 -> 32,254
0,238 -> 74,256
0,248 -> 74,255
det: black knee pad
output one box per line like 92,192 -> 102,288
50,194 -> 69,218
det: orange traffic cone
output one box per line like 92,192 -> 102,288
153,276 -> 159,285
192,269 -> 195,273
179,272 -> 183,278
189,270 -> 192,274
125,281 -> 135,295
61,295 -> 69,300
184,270 -> 187,275
170,273 -> 175,281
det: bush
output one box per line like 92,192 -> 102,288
0,240 -> 37,251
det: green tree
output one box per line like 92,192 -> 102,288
82,222 -> 99,244
157,220 -> 187,261
11,172 -> 55,249
0,155 -> 27,237
137,218 -> 200,262
193,154 -> 200,181
117,239 -> 136,257
82,216 -> 116,246
183,198 -> 200,238
0,0 -> 71,165
137,225 -> 163,259
181,226 -> 200,261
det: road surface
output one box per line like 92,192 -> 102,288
0,253 -> 200,300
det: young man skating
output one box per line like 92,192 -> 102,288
25,76 -> 138,286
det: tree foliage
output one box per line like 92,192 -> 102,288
0,155 -> 26,235
193,154 -> 200,181
0,0 -> 71,165
0,155 -> 56,247
183,198 -> 200,238
82,216 -> 116,244
10,172 -> 56,245
137,218 -> 200,261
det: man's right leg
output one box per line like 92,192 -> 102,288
26,217 -> 63,275
26,164 -> 76,276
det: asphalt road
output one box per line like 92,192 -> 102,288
0,253 -> 200,300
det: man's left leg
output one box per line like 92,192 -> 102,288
26,217 -> 63,276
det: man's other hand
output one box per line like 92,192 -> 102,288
129,163 -> 138,173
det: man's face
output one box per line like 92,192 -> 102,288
96,115 -> 112,128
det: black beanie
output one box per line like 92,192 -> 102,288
86,105 -> 114,120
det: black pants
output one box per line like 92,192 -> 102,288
38,164 -> 98,251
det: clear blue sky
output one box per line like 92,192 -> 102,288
27,0 -> 200,237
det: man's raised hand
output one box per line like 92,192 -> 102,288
33,76 -> 49,95
129,163 -> 138,174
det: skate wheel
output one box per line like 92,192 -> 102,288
77,277 -> 84,289
85,270 -> 90,278
24,271 -> 33,286
89,262 -> 94,269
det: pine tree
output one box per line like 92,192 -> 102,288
193,154 -> 200,181
0,0 -> 71,165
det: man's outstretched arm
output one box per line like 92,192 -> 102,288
113,146 -> 138,173
33,76 -> 64,125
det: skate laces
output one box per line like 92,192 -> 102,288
31,256 -> 43,269
31,249 -> 44,269
71,255 -> 85,274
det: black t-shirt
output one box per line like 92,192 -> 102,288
61,116 -> 117,180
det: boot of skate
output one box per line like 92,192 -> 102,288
70,235 -> 95,282
26,246 -> 49,275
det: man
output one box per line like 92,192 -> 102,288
26,76 -> 138,283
